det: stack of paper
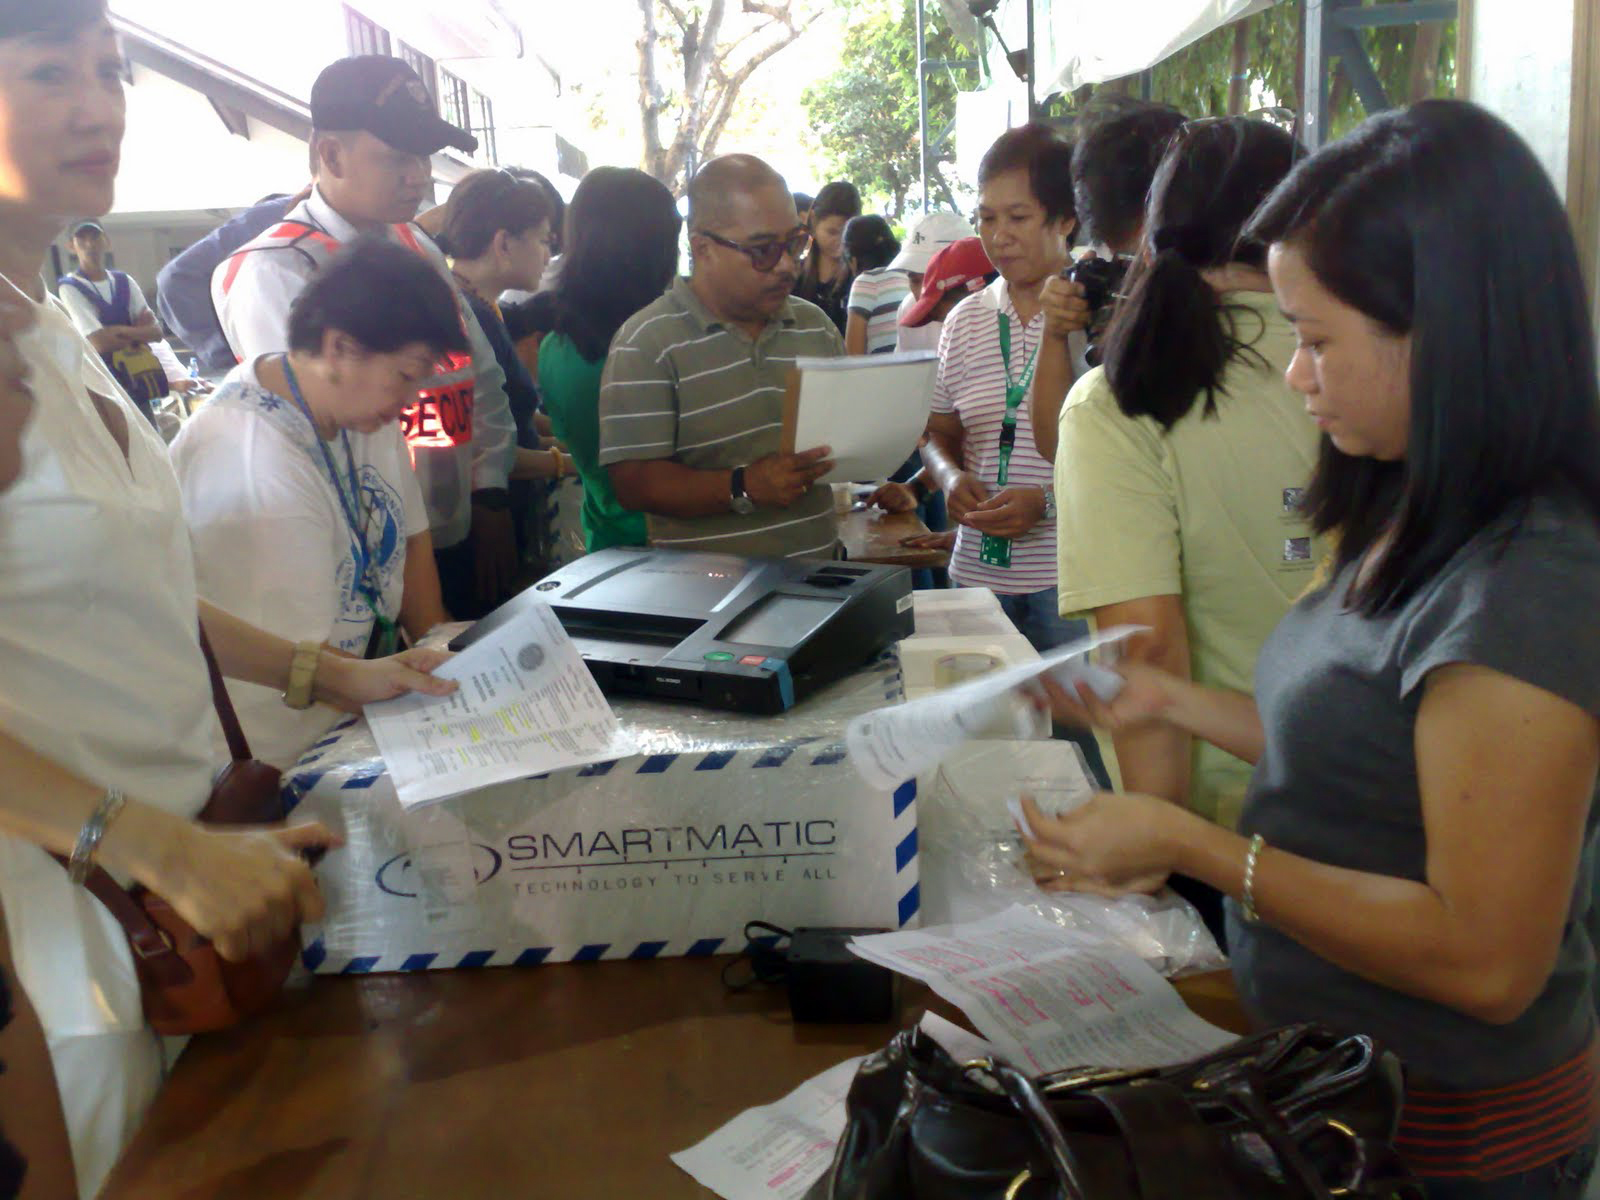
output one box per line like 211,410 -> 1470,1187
365,601 -> 634,808
782,351 -> 938,483
849,906 -> 1236,1074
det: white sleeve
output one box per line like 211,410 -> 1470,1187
125,277 -> 153,322
172,407 -> 340,643
211,249 -> 305,363
460,298 -> 515,492
151,339 -> 188,383
55,283 -> 103,335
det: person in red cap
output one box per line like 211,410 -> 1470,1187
898,236 -> 996,336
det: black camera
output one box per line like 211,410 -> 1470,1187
1064,255 -> 1131,367
1065,255 -> 1130,314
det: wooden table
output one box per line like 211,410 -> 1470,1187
102,958 -> 1246,1200
837,507 -> 950,569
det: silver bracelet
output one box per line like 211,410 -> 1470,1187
1241,833 -> 1266,923
66,789 -> 127,886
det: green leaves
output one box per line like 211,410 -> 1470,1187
801,0 -> 977,219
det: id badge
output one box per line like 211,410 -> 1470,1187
979,532 -> 1013,568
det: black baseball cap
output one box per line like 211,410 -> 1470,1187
310,56 -> 478,157
71,221 -> 105,238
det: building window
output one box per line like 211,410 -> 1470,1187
398,42 -> 437,106
472,92 -> 497,165
344,5 -> 391,57
440,70 -> 470,137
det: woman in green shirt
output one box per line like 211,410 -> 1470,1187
538,168 -> 682,552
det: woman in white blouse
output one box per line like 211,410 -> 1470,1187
0,4 -> 456,1193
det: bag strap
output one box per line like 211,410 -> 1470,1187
70,864 -> 194,987
109,270 -> 131,321
197,624 -> 253,764
1089,1080 -> 1229,1200
987,1061 -> 1091,1200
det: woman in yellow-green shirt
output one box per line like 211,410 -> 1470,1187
1039,118 -> 1317,934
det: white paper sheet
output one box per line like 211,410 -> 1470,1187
670,1013 -> 992,1200
364,601 -> 632,808
845,625 -> 1145,790
910,587 -> 1018,640
850,906 -> 1236,1074
788,351 -> 937,484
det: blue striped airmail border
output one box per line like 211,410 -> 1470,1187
300,766 -> 920,974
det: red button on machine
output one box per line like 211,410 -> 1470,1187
739,655 -> 766,666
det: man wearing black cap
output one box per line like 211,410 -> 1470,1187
57,220 -> 196,427
213,56 -> 520,616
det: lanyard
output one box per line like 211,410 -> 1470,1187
980,313 -> 1040,569
993,312 -> 1039,490
281,357 -> 398,657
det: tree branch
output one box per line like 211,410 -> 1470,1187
637,0 -> 667,178
700,19 -> 808,158
660,0 -> 692,32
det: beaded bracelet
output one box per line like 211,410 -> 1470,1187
67,788 -> 127,886
1241,833 -> 1266,923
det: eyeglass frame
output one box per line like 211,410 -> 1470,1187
694,226 -> 812,273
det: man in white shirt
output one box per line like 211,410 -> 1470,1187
212,55 -> 519,617
56,221 -> 195,428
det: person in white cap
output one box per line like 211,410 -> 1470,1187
890,210 -> 975,353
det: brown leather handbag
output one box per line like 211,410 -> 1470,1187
807,1023 -> 1427,1200
60,630 -> 300,1035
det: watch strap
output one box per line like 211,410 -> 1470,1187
284,640 -> 322,710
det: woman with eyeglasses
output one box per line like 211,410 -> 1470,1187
539,167 -> 681,553
1027,99 -> 1600,1199
0,3 -> 455,1191
915,125 -> 1108,781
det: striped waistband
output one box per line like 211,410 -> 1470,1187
1396,1038 -> 1600,1180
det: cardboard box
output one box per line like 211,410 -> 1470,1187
287,653 -> 918,973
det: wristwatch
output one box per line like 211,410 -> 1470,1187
730,466 -> 756,515
284,640 -> 322,710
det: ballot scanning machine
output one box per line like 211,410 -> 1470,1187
451,547 -> 914,714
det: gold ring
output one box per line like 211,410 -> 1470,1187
1004,1168 -> 1033,1200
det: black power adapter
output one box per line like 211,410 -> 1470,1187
725,922 -> 899,1025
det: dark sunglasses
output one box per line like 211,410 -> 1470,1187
697,228 -> 812,273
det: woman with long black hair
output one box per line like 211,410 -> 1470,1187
1040,118 -> 1317,938
1027,99 -> 1600,1199
538,167 -> 682,552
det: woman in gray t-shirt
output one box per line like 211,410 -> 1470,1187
1023,99 -> 1600,1200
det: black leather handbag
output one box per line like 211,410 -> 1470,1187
806,1023 -> 1426,1200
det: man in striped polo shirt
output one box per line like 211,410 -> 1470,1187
599,155 -> 842,560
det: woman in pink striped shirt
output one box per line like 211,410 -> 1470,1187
918,125 -> 1105,780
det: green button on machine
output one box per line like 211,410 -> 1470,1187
704,651 -> 735,662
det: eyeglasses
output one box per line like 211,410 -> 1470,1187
696,228 -> 812,273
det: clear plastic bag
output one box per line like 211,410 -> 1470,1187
915,740 -> 1224,978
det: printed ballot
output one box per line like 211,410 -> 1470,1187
671,1014 -> 991,1200
781,350 -> 937,484
850,906 -> 1236,1074
845,624 -> 1145,790
365,601 -> 631,808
